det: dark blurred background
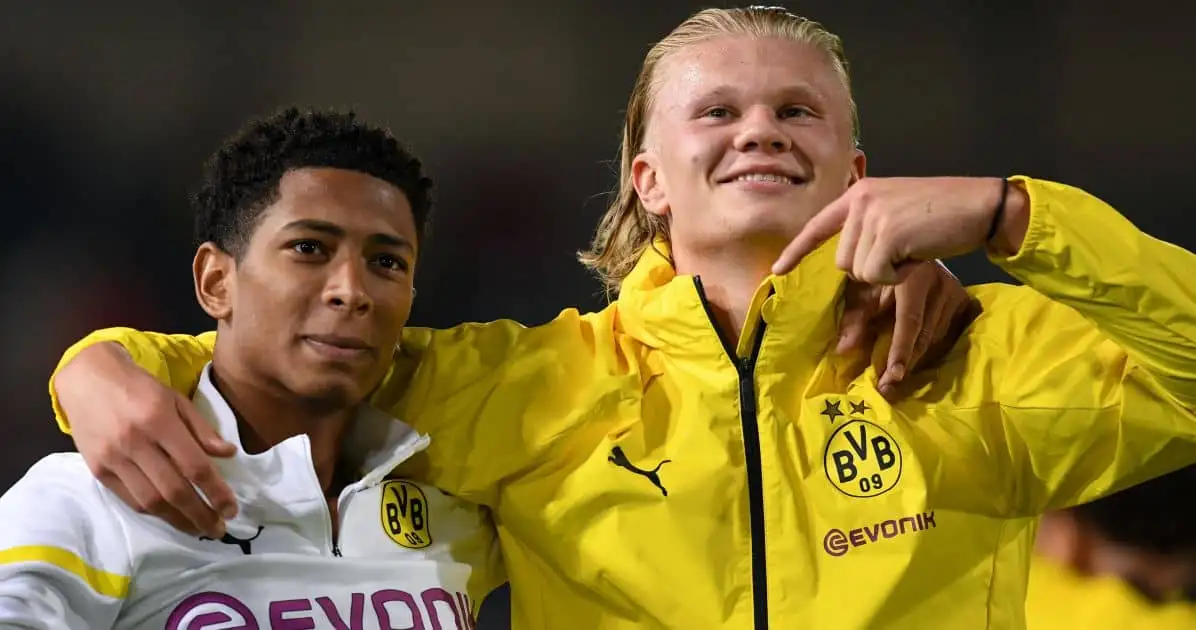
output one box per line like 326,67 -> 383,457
3,1 -> 1194,627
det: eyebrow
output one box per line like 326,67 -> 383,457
696,83 -> 824,103
281,218 -> 415,254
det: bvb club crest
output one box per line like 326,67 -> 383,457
379,480 -> 433,549
819,397 -> 902,498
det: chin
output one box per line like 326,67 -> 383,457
288,375 -> 366,410
720,212 -> 805,248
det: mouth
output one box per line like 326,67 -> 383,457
719,169 -> 807,187
301,334 -> 375,361
730,173 -> 802,185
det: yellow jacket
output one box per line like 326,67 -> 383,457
50,177 -> 1196,629
1027,555 -> 1196,629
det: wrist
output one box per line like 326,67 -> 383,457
986,179 -> 1030,256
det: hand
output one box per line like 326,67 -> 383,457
839,261 -> 975,397
54,342 -> 238,538
773,177 -> 1025,282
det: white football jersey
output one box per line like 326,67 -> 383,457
0,364 -> 502,629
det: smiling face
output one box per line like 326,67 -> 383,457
195,167 -> 417,408
631,35 -> 866,258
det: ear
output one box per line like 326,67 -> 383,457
193,242 -> 235,320
848,149 -> 867,185
632,151 -> 669,218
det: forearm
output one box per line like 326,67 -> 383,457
51,342 -> 132,434
992,176 -> 1196,407
50,328 -> 216,433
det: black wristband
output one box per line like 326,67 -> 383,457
985,178 -> 1009,243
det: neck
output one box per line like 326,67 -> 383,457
210,350 -> 355,497
672,240 -> 781,346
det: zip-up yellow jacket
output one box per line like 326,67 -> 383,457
48,177 -> 1196,629
1027,555 -> 1196,629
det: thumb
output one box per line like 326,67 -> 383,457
175,394 -> 236,457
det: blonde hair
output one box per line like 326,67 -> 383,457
578,6 -> 860,295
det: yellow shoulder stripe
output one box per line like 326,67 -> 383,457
0,545 -> 129,599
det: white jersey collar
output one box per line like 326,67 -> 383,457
191,363 -> 430,507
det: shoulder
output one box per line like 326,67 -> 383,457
964,282 -> 1108,354
397,305 -> 620,376
0,453 -> 132,570
908,283 -> 1121,408
1,453 -> 105,510
402,305 -> 613,350
969,283 -> 1086,328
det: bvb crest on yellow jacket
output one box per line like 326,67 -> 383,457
819,396 -> 903,498
379,479 -> 432,549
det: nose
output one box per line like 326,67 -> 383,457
733,107 -> 792,154
323,258 -> 373,316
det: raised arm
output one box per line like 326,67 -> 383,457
48,313 -> 611,527
778,175 -> 1196,514
991,178 -> 1196,408
983,177 -> 1196,511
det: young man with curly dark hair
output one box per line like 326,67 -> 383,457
0,107 -> 501,628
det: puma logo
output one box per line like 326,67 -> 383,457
608,446 -> 671,496
201,525 -> 264,555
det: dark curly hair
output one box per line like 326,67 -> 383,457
193,106 -> 433,256
1073,464 -> 1196,556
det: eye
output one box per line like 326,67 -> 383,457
780,106 -> 813,119
702,106 -> 733,119
289,240 -> 325,256
373,253 -> 409,272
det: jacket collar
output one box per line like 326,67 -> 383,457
192,363 -> 430,508
613,236 -> 848,364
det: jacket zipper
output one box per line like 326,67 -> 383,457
694,276 -> 770,630
301,435 -> 344,558
316,483 -> 343,557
